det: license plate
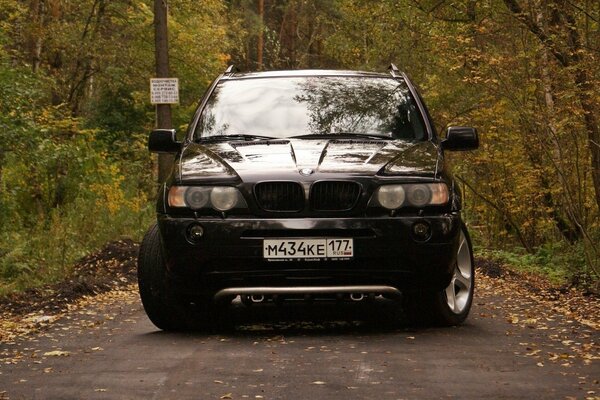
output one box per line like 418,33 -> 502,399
263,238 -> 354,260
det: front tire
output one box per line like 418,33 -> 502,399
137,223 -> 211,331
404,224 -> 475,326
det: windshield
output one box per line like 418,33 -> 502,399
193,76 -> 427,140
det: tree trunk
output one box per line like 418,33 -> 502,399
29,0 -> 45,73
66,0 -> 106,116
257,0 -> 264,70
535,8 -> 582,243
575,67 -> 600,213
278,2 -> 297,68
559,1 -> 600,214
154,0 -> 174,184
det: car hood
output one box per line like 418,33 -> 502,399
177,139 -> 439,182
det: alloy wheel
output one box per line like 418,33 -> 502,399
445,229 -> 473,314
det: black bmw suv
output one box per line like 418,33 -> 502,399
138,65 -> 479,330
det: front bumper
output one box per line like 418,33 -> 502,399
157,213 -> 461,296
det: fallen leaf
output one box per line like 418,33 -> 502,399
43,351 -> 70,357
220,394 -> 233,399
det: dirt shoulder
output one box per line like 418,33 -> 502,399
476,257 -> 600,331
0,239 -> 138,317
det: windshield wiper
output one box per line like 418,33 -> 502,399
196,134 -> 277,142
289,133 -> 391,140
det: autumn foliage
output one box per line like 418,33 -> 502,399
0,0 -> 598,293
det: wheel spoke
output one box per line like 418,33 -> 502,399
454,270 -> 471,291
457,236 -> 466,255
445,283 -> 456,312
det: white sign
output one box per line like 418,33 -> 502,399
150,78 -> 179,104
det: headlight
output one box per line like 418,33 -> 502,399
210,187 -> 239,211
168,186 -> 187,208
185,187 -> 211,209
406,184 -> 431,207
374,183 -> 448,209
376,185 -> 406,209
168,186 -> 246,211
428,183 -> 450,205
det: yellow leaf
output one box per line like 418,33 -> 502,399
43,351 -> 70,357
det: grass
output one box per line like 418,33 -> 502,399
474,241 -> 591,287
0,199 -> 153,297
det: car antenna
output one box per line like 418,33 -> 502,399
388,63 -> 400,78
224,65 -> 239,74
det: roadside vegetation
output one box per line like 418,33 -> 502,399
0,0 -> 598,295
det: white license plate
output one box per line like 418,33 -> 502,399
263,238 -> 354,260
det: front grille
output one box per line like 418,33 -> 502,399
310,181 -> 361,211
254,182 -> 305,212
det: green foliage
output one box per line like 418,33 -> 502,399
475,241 -> 589,287
87,87 -> 147,140
0,199 -> 153,296
0,0 -> 234,294
0,106 -> 154,294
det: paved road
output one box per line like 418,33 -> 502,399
1,283 -> 598,400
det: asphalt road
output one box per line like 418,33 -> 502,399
1,282 -> 599,400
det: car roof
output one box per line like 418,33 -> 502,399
220,69 -> 397,81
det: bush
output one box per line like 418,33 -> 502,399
475,241 -> 589,287
0,105 -> 154,295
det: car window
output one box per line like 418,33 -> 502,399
194,76 -> 427,140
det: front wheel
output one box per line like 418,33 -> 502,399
404,224 -> 475,326
137,223 -> 213,331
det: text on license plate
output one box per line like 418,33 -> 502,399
263,238 -> 353,259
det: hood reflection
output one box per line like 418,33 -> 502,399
179,139 -> 437,181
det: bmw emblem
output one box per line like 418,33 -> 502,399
299,168 -> 314,176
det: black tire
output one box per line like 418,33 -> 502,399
137,223 -> 212,331
403,224 -> 475,326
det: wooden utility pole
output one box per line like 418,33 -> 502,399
154,0 -> 174,183
257,0 -> 264,70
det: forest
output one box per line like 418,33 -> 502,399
0,0 -> 598,294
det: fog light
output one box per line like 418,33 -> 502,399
187,224 -> 204,243
412,221 -> 431,241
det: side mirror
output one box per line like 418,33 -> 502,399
148,129 -> 181,153
442,126 -> 479,151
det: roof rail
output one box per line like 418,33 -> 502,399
224,65 -> 239,74
388,63 -> 400,78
